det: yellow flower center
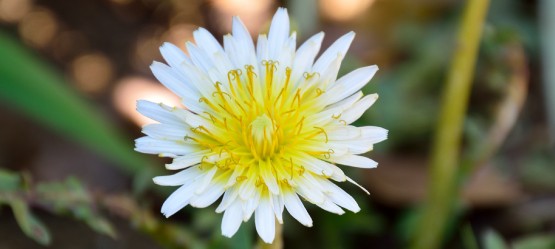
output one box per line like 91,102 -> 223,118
191,60 -> 333,187
249,114 -> 278,159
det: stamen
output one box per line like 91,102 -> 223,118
315,88 -> 325,97
245,65 -> 256,100
298,166 -> 305,176
312,127 -> 329,143
295,116 -> 305,135
291,89 -> 301,109
303,72 -> 320,80
199,97 -> 218,110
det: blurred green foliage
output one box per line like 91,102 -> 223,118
0,31 -> 155,178
0,169 -> 115,245
484,230 -> 510,249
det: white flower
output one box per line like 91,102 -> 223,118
135,8 -> 387,243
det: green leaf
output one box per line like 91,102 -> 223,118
85,216 -> 117,239
484,229 -> 509,249
0,31 -> 155,177
461,224 -> 480,249
513,234 -> 555,249
35,177 -> 117,238
9,198 -> 52,246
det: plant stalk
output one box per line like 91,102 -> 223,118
410,0 -> 490,248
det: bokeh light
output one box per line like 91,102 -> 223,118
162,23 -> 196,54
0,0 -> 32,23
211,0 -> 273,35
18,8 -> 58,48
113,76 -> 182,126
71,53 -> 114,95
320,0 -> 376,21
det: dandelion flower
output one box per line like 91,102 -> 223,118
135,8 -> 387,243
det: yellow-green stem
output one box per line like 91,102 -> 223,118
410,0 -> 490,249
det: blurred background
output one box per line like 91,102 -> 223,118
0,0 -> 553,248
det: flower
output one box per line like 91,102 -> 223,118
135,8 -> 387,243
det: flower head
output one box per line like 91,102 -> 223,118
135,8 -> 387,243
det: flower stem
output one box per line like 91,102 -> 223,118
409,0 -> 490,249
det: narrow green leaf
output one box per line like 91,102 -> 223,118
461,224 -> 480,249
9,198 -> 52,246
0,31 -> 154,176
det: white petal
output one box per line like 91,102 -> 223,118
216,186 -> 240,213
347,176 -> 370,195
242,189 -> 260,221
316,199 -> 344,215
295,177 -> 325,204
161,182 -> 198,217
361,126 -> 388,143
305,92 -> 363,127
327,126 -> 361,140
194,167 -> 218,194
267,8 -> 289,60
318,180 -> 360,213
136,100 -> 181,126
159,42 -> 190,70
255,197 -> 276,243
313,31 -> 355,73
316,52 -> 344,90
194,27 -> 225,55
231,17 -> 257,67
186,41 -> 213,74
221,200 -> 243,238
256,34 -> 268,62
327,140 -> 374,154
179,60 -> 215,98
291,32 -> 324,87
331,154 -> 378,168
232,17 -> 254,50
283,192 -> 313,227
295,155 -> 335,177
326,91 -> 363,110
325,65 -> 379,105
191,183 -> 225,208
153,166 -> 202,186
225,166 -> 246,188
135,137 -> 197,155
142,123 -> 188,140
272,194 -> 284,224
341,94 -> 379,124
239,173 -> 257,200
150,62 -> 203,113
165,150 -> 211,170
181,109 -> 213,128
260,161 -> 279,194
